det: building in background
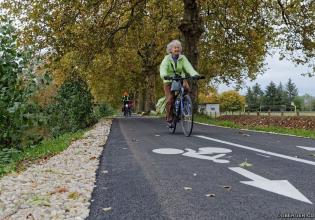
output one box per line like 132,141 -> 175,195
198,103 -> 220,115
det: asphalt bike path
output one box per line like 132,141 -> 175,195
88,118 -> 315,220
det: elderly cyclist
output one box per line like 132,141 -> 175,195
159,39 -> 200,127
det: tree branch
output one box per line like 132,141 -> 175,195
277,0 -> 290,25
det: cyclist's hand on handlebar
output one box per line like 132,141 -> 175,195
164,74 -> 181,80
164,76 -> 171,80
191,75 -> 205,80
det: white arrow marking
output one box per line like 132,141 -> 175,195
296,146 -> 315,151
195,135 -> 315,166
229,167 -> 312,204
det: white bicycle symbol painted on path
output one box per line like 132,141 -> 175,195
152,147 -> 232,163
152,147 -> 314,204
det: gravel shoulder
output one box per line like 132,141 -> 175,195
0,119 -> 111,220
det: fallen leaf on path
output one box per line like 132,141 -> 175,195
184,187 -> 192,191
103,207 -> 112,212
31,181 -> 38,188
26,213 -> 35,220
90,156 -> 97,160
206,194 -> 216,197
68,192 -> 80,200
29,195 -> 50,207
239,161 -> 252,167
239,158 -> 253,168
220,185 -> 232,191
51,187 -> 68,194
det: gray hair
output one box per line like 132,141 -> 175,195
166,40 -> 182,54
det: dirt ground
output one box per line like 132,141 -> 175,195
218,115 -> 315,131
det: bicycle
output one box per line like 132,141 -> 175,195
123,101 -> 132,117
164,74 -> 205,137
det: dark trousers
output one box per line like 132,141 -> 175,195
163,80 -> 190,122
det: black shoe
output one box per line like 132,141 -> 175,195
167,122 -> 175,128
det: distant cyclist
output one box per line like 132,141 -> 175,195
159,40 -> 200,126
122,91 -> 131,116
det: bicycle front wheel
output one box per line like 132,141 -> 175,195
181,95 -> 193,137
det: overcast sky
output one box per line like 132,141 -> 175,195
218,52 -> 315,96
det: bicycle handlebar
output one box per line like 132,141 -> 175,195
164,75 -> 205,81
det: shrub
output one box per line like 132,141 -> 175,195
94,102 -> 114,119
47,76 -> 95,136
0,18 -> 42,149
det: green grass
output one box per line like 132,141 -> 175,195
195,114 -> 240,128
0,130 -> 85,177
194,114 -> 315,139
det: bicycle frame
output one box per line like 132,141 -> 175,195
173,80 -> 186,121
165,74 -> 204,136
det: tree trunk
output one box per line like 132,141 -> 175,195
144,72 -> 156,112
179,0 -> 203,68
179,0 -> 204,112
138,86 -> 145,112
137,45 -> 159,112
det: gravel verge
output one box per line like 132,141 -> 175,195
0,119 -> 111,220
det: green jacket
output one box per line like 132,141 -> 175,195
159,54 -> 199,84
122,96 -> 130,102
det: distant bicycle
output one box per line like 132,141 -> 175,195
164,74 -> 204,136
123,101 -> 132,117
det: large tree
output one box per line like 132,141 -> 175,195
219,90 -> 245,112
245,87 -> 255,111
252,83 -> 264,106
264,81 -> 277,107
285,78 -> 298,105
2,0 -> 314,110
245,83 -> 264,111
275,82 -> 288,110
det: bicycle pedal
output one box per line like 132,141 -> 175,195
167,123 -> 174,128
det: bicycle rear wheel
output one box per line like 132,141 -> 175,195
168,119 -> 176,133
181,95 -> 193,137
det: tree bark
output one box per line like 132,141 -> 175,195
179,0 -> 204,112
137,86 -> 145,112
137,45 -> 159,112
179,0 -> 204,68
144,72 -> 156,112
